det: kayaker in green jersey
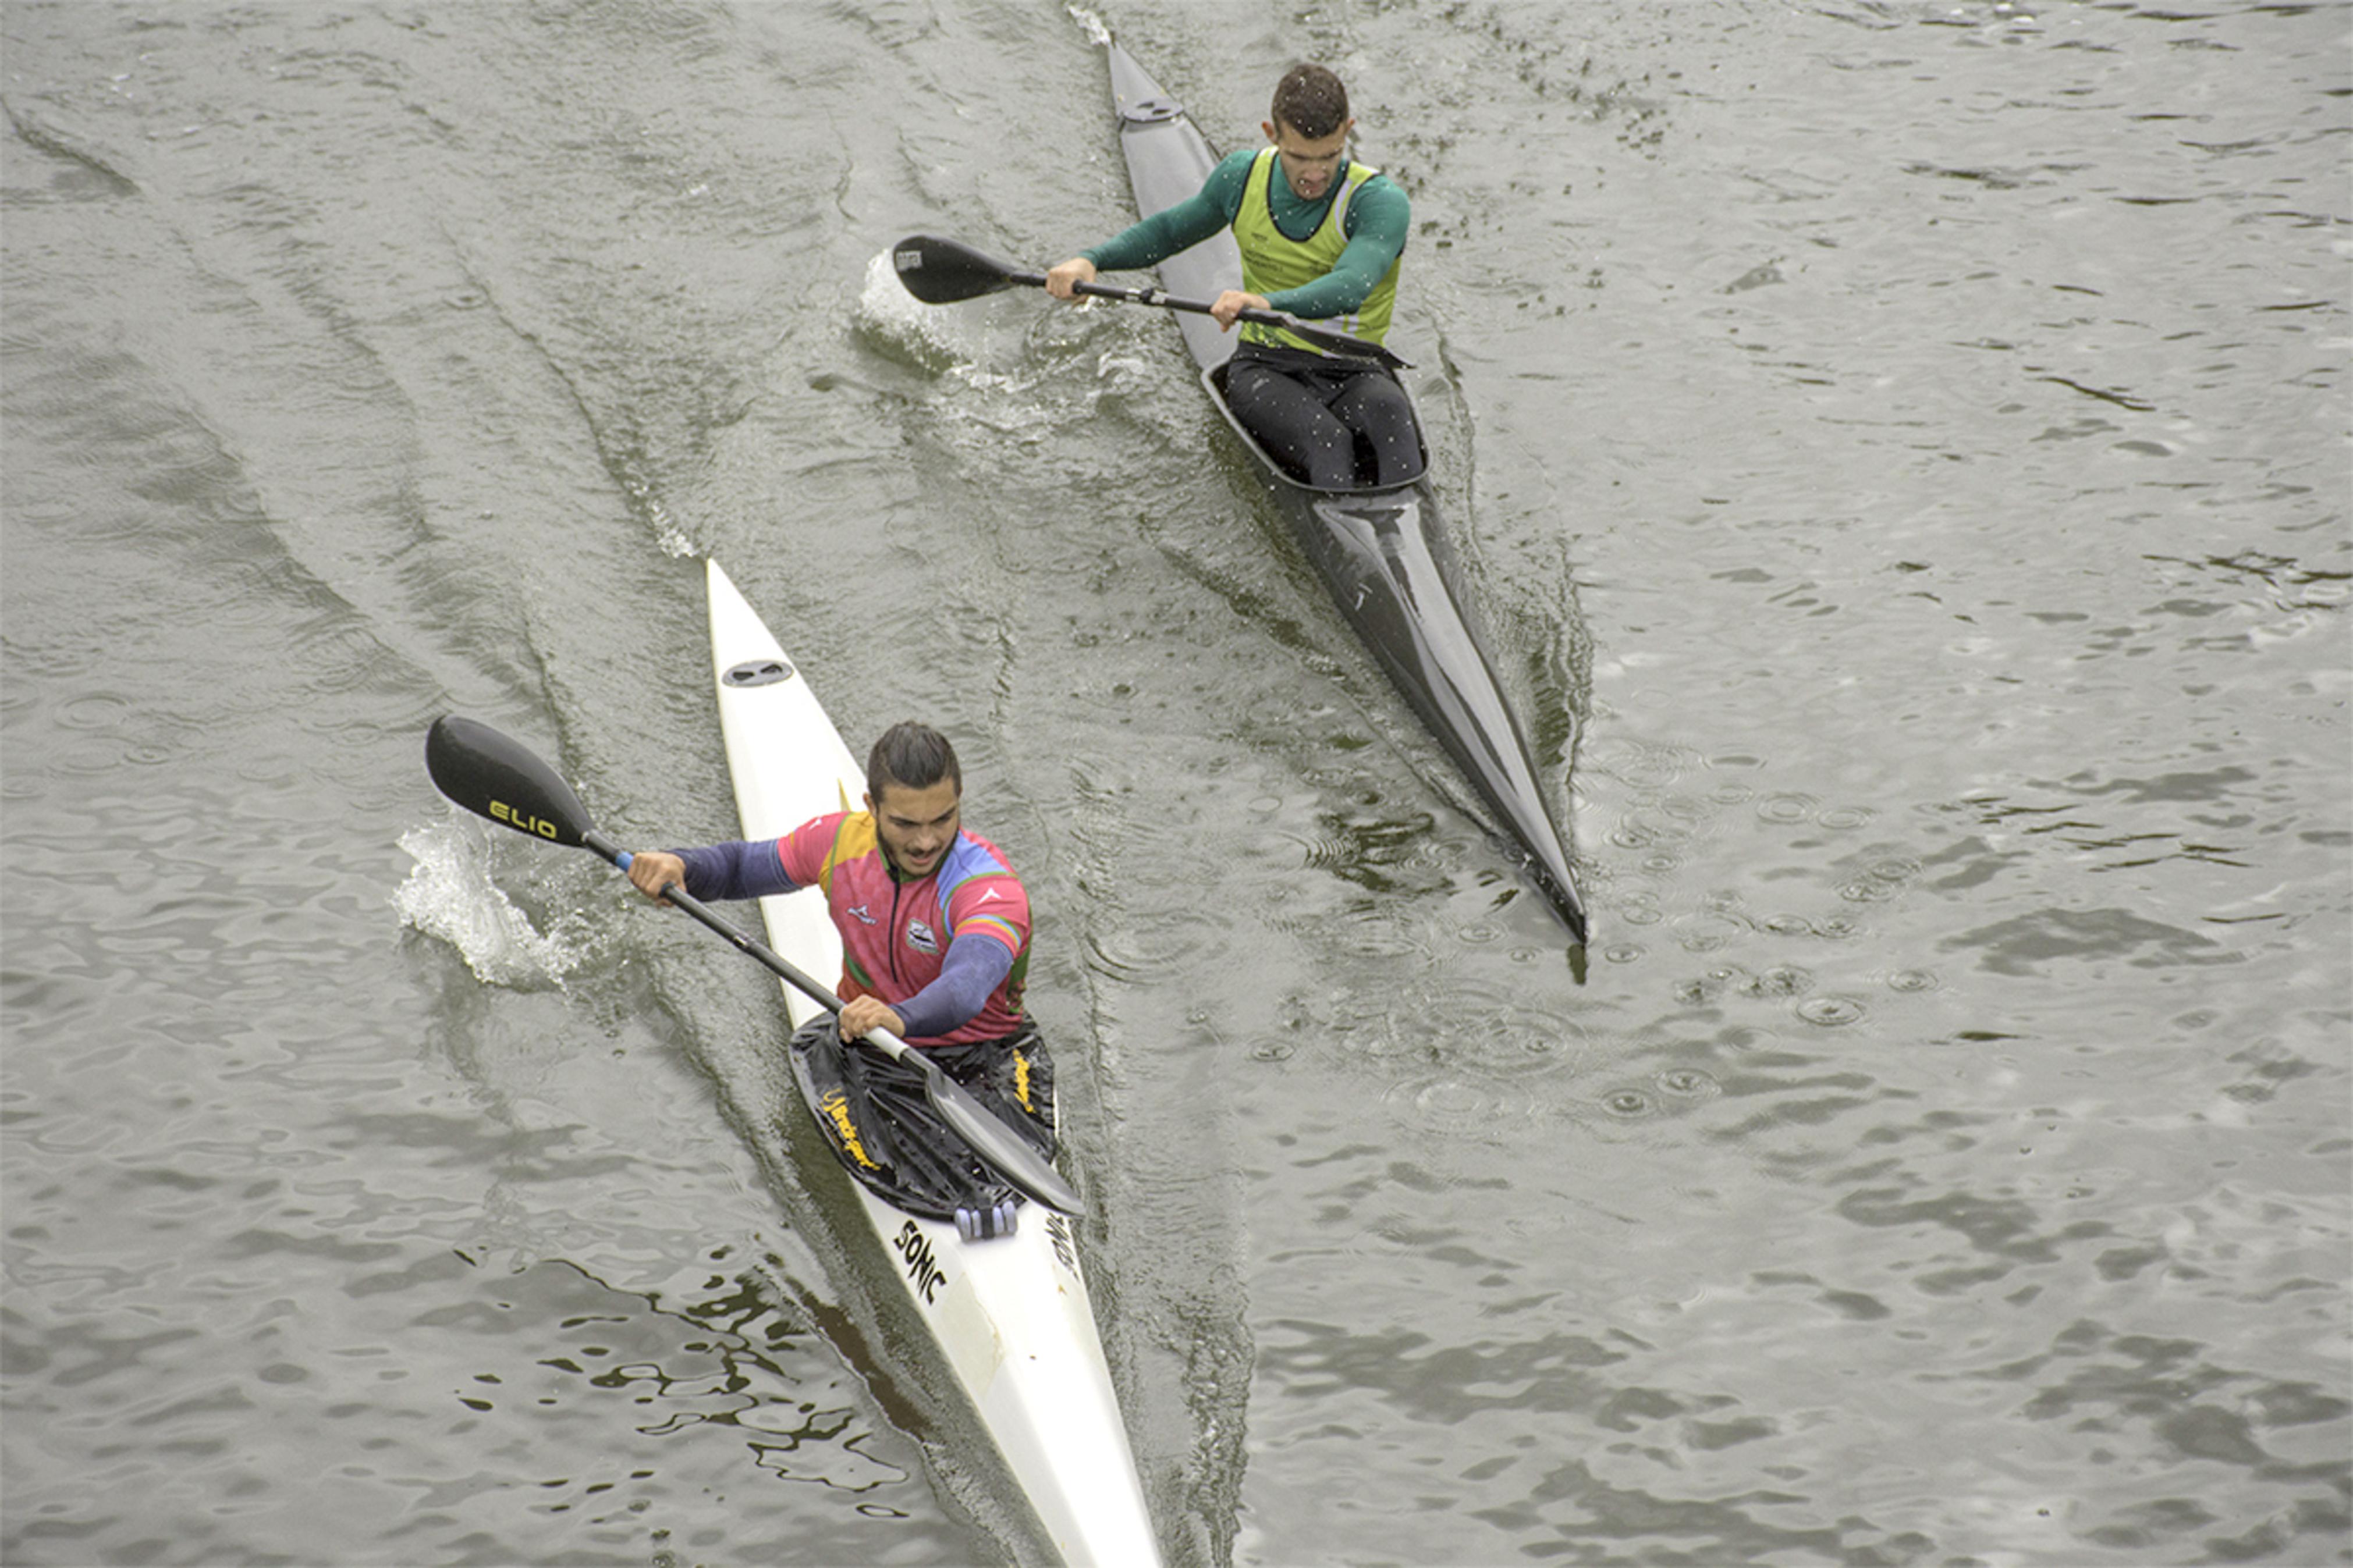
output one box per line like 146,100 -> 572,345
1045,63 -> 1416,490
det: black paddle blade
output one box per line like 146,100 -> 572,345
424,715 -> 598,849
893,234 -> 1031,304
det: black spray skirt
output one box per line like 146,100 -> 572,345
788,1015 -> 1057,1235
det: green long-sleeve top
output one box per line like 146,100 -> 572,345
1081,147 -> 1410,320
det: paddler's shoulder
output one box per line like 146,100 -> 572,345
1351,163 -> 1409,212
1202,146 -> 1260,209
1343,163 -> 1410,243
817,809 -> 878,863
783,806 -> 864,841
939,826 -> 1021,883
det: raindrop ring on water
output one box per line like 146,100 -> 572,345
1675,913 -> 1747,952
1384,1075 -> 1532,1133
1656,1068 -> 1720,1099
57,692 -> 132,730
1795,995 -> 1869,1027
1602,1088 -> 1656,1119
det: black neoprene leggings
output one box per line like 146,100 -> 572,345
1226,350 -> 1419,489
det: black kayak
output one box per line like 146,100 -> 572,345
1101,40 -> 1589,944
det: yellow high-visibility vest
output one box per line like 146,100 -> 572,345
1234,146 -> 1399,353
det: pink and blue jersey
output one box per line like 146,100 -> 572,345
670,812 -> 1030,1047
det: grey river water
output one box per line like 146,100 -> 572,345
3,2 -> 2347,1565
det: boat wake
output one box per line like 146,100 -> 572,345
1063,5 -> 1112,49
860,244 -> 1169,465
392,813 -> 592,989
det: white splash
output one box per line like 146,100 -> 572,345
393,814 -> 588,989
856,247 -> 970,368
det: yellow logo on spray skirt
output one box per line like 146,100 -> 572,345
821,1090 -> 878,1169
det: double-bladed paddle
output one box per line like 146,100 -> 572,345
893,233 -> 1412,371
422,714 -> 1083,1218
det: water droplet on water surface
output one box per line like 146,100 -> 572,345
1795,995 -> 1870,1027
57,691 -> 132,730
1676,913 -> 1747,952
1386,1076 -> 1533,1133
1656,1068 -> 1720,1099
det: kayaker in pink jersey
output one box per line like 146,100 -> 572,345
625,721 -> 1030,1049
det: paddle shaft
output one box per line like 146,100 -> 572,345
595,835 -> 916,1066
892,234 -> 1410,368
1018,267 -> 1410,368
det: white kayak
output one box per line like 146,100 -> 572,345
701,557 -> 1160,1565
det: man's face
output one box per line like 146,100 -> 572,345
1268,117 -> 1355,201
868,777 -> 961,879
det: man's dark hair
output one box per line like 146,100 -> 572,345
1272,64 -> 1349,140
867,720 -> 961,803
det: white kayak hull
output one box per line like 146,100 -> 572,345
702,558 -> 1159,1565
